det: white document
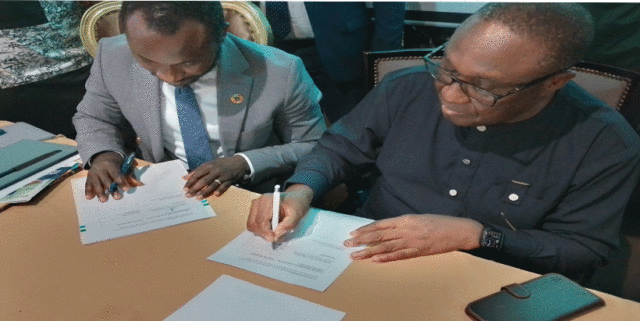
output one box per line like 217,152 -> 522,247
71,160 -> 216,245
165,275 -> 345,321
209,208 -> 373,291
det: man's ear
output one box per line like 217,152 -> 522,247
210,22 -> 230,44
220,22 -> 230,40
546,70 -> 576,91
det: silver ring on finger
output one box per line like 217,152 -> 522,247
214,179 -> 222,185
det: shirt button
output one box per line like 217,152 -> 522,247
449,189 -> 458,197
477,126 -> 487,132
508,193 -> 519,201
462,159 -> 471,165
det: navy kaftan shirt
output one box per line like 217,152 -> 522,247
288,66 -> 640,278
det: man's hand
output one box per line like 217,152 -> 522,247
247,184 -> 314,243
344,214 -> 484,263
183,155 -> 250,199
85,151 -> 142,202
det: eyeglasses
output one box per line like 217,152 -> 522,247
423,43 -> 565,107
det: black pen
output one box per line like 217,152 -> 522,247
108,152 -> 136,194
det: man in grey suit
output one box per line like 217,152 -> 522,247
73,2 -> 325,202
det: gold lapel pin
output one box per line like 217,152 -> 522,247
230,94 -> 244,104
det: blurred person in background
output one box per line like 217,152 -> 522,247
265,2 -> 405,125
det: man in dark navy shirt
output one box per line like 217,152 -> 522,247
247,3 -> 640,280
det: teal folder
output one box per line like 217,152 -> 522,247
0,140 -> 78,190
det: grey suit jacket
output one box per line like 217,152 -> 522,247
73,34 -> 326,183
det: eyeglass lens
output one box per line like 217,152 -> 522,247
426,61 -> 497,106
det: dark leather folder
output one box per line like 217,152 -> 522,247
0,140 -> 78,190
466,273 -> 605,321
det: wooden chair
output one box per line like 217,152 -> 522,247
222,1 -> 273,46
78,1 -> 121,57
364,49 -> 640,302
79,1 -> 273,57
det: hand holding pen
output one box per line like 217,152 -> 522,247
108,152 -> 136,195
84,151 -> 143,202
271,185 -> 281,249
246,184 -> 314,246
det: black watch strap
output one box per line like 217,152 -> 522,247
480,226 -> 504,251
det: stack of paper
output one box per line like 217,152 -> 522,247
0,155 -> 81,204
0,123 -> 79,205
0,139 -> 78,190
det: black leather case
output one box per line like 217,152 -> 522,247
466,273 -> 605,321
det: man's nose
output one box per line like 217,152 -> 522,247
153,65 -> 185,84
438,82 -> 471,104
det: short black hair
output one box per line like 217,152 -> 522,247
119,1 -> 226,43
468,3 -> 594,73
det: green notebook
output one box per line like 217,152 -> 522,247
0,140 -> 78,190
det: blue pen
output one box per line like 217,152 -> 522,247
108,152 -> 136,194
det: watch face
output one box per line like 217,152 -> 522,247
482,228 -> 503,250
485,237 -> 500,248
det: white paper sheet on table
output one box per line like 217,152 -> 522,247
71,160 -> 216,245
209,208 -> 373,291
164,275 -> 345,321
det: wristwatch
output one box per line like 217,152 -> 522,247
480,226 -> 504,250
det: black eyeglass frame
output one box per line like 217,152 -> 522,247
423,43 -> 567,107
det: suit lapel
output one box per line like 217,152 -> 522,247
217,35 -> 253,155
131,62 -> 163,162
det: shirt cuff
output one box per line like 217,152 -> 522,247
88,150 -> 125,167
235,153 -> 255,181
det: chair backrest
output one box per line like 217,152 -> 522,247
79,1 -> 121,57
79,1 -> 273,57
222,1 -> 273,46
364,50 -> 640,134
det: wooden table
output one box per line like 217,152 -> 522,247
2,168 -> 640,320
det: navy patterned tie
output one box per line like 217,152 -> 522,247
175,85 -> 214,171
266,2 -> 291,40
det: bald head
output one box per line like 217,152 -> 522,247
459,3 -> 594,73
